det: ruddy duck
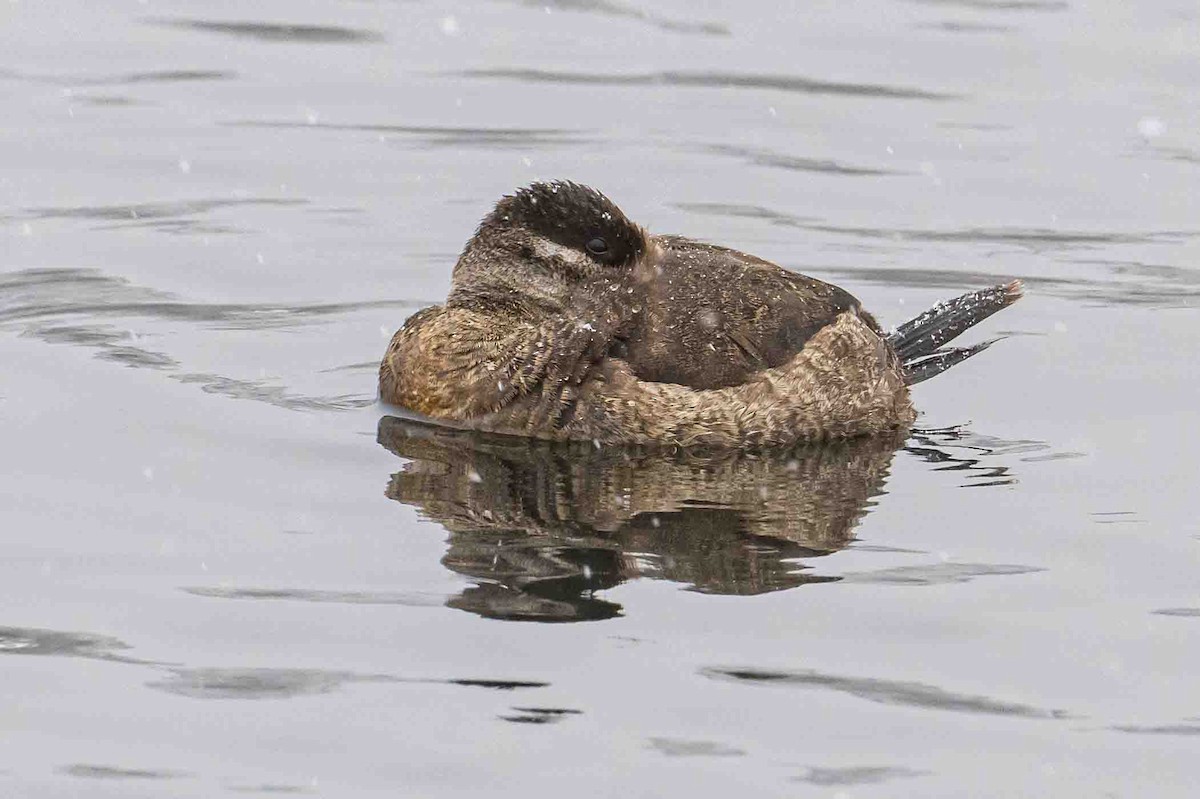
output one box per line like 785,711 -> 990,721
380,181 -> 1022,447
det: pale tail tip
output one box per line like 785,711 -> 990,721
1003,279 -> 1025,304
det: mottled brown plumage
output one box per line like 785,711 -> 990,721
617,236 -> 865,389
379,181 -> 1021,447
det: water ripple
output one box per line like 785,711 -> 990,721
2,624 -> 548,701
0,67 -> 236,86
675,201 -> 1198,251
450,679 -> 550,690
145,18 -> 385,44
648,738 -> 745,757
703,144 -> 903,176
59,764 -> 188,780
501,707 -> 584,724
821,265 -> 1200,309
18,197 -> 305,229
173,373 -> 375,411
145,667 -> 552,699
1150,145 -> 1200,167
451,69 -> 957,101
804,223 -> 1191,248
1111,723 -> 1200,736
112,70 -> 237,85
673,202 -> 820,225
796,766 -> 929,786
518,0 -> 730,36
96,344 -> 181,370
228,121 -> 589,149
146,667 -> 399,700
840,561 -> 1044,585
227,784 -> 315,795
0,268 -> 422,412
669,204 -> 1200,307
18,324 -> 179,373
183,585 -> 446,607
0,625 -> 149,665
701,666 -> 1070,718
905,429 -> 1058,487
916,20 -> 1016,32
909,0 -> 1067,10
74,95 -> 147,107
0,269 -> 423,330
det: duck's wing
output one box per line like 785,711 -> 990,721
619,238 -> 870,390
380,299 -> 623,428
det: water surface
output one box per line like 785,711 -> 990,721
2,1 -> 1199,796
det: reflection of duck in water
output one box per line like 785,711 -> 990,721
380,181 -> 1021,447
378,416 -> 905,622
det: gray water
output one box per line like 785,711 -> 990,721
2,1 -> 1199,796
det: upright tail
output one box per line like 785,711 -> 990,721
889,280 -> 1024,385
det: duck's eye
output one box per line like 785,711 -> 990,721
585,237 -> 609,256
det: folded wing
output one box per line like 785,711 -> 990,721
619,237 -> 868,390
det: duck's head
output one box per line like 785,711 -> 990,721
450,181 -> 654,310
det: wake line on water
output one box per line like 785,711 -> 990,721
0,268 -> 431,413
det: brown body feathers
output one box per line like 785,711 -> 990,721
380,182 -> 1021,447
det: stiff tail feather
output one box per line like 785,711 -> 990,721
889,280 -> 1023,385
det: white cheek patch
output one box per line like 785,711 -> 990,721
530,236 -> 594,272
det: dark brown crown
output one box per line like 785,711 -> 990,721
484,181 -> 645,267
